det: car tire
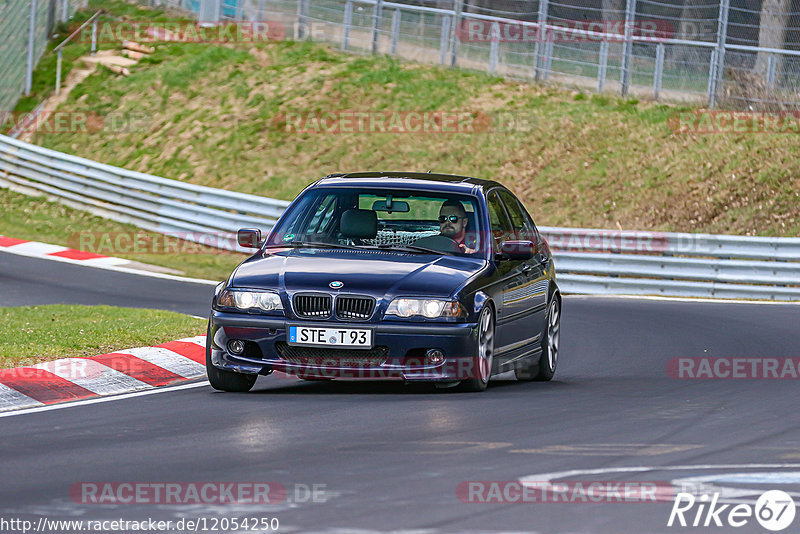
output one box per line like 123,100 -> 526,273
457,306 -> 495,392
515,295 -> 560,382
206,326 -> 258,392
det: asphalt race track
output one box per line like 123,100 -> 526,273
0,252 -> 214,316
1,251 -> 799,533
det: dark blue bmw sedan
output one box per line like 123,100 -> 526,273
207,172 -> 560,392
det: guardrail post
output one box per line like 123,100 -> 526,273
390,8 -> 400,55
439,15 -> 451,65
449,0 -> 462,66
766,53 -> 777,88
25,0 -> 37,95
653,42 -> 664,100
488,21 -> 499,73
534,0 -> 549,80
708,0 -> 729,108
620,0 -> 636,97
342,0 -> 352,50
371,0 -> 383,53
597,40 -> 609,92
91,17 -> 98,55
55,49 -> 63,96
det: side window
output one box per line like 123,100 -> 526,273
498,190 -> 536,242
487,191 -> 513,253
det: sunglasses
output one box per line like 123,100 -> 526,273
438,215 -> 463,223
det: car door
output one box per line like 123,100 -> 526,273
485,189 -> 530,364
497,189 -> 549,361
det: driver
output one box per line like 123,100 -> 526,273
438,200 -> 475,253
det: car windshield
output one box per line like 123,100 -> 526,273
266,187 -> 485,256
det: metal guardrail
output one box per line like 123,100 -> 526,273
0,133 -> 798,300
538,226 -> 800,260
0,134 -> 289,252
554,274 -> 800,301
539,227 -> 800,300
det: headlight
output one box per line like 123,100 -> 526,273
216,289 -> 283,313
386,298 -> 466,319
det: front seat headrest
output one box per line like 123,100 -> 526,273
340,209 -> 378,239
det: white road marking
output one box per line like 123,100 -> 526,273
519,464 -> 800,505
671,472 -> 800,501
81,256 -> 131,266
0,381 -> 210,418
115,347 -> 206,378
693,472 -> 800,484
510,443 -> 701,456
0,383 -> 44,410
33,358 -> 150,395
0,246 -> 218,285
177,335 -> 208,346
7,242 -> 68,255
520,463 -> 800,486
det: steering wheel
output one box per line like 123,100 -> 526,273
412,234 -> 462,253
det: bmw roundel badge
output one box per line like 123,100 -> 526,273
329,281 -> 344,289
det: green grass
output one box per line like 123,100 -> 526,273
0,187 -> 245,281
0,304 -> 205,367
14,2 -> 800,237
7,0 -> 196,118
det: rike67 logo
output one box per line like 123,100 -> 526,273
668,490 -> 796,531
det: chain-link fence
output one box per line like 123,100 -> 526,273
0,0 -> 85,112
99,0 -> 800,109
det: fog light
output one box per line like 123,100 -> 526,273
426,349 -> 445,365
227,339 -> 245,355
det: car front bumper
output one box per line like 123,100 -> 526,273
208,311 -> 481,382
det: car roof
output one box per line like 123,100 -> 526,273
310,171 -> 502,195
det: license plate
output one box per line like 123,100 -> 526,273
288,326 -> 373,348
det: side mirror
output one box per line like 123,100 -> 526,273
500,240 -> 534,260
237,228 -> 262,248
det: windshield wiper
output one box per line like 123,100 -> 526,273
369,244 -> 449,255
264,241 -> 355,249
